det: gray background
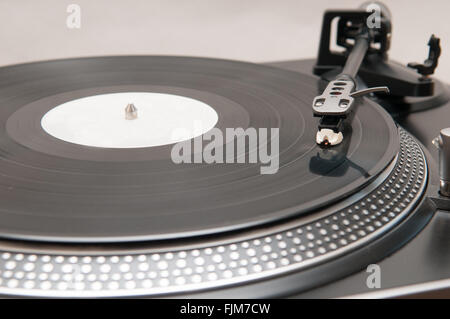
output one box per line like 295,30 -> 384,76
0,0 -> 449,82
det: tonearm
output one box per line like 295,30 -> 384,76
312,2 -> 441,146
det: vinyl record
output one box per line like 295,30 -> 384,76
0,56 -> 398,242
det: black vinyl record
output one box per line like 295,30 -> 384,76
0,56 -> 398,243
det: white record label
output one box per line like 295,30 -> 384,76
41,92 -> 218,148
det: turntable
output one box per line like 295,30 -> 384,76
0,2 -> 449,298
